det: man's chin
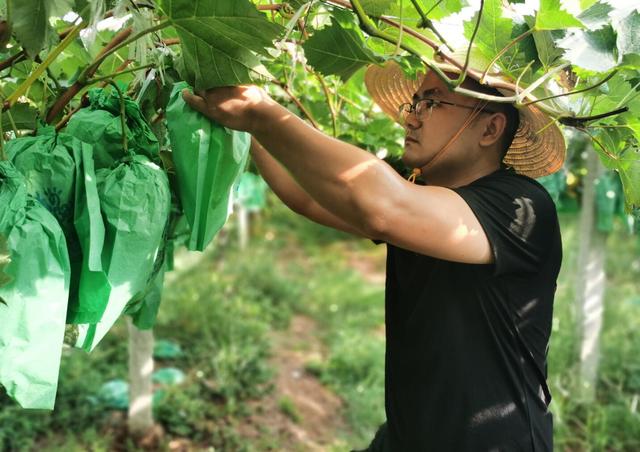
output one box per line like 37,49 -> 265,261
401,150 -> 418,167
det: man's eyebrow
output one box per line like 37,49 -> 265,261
412,88 -> 442,101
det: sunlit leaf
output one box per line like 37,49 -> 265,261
420,0 -> 466,21
303,17 -> 383,81
558,26 -> 617,72
160,0 -> 283,90
463,0 -> 514,71
535,0 -> 585,30
577,1 -> 612,30
579,0 -> 599,9
613,10 -> 640,67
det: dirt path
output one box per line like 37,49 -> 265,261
239,315 -> 349,451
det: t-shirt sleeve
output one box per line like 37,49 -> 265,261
452,174 -> 559,276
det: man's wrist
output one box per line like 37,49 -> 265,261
248,100 -> 286,137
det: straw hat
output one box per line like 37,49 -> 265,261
364,49 -> 566,178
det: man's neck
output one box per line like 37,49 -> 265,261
421,161 -> 502,188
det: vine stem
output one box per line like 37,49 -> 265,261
409,0 -> 453,51
257,3 -> 288,11
106,80 -> 129,153
342,0 -> 624,124
0,51 -> 27,72
425,0 -> 444,17
271,78 -> 320,129
348,0 -> 453,87
5,22 -> 84,109
79,21 -> 169,84
330,0 -> 513,93
315,72 -> 337,136
558,107 -> 629,127
479,28 -> 534,84
523,70 -> 617,107
88,62 -> 156,85
578,128 -> 618,161
454,0 -> 484,87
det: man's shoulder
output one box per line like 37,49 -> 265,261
463,167 -> 557,208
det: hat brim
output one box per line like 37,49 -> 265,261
364,61 -> 566,178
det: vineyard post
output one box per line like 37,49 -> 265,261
127,318 -> 155,437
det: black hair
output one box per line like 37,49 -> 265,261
460,78 -> 520,158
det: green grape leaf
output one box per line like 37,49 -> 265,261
160,0 -> 283,90
303,17 -> 383,81
8,0 -> 73,56
588,74 -> 640,117
386,0 -> 466,26
525,16 -> 563,68
535,0 -> 585,30
580,0 -> 599,9
463,0 -> 513,69
578,1 -> 612,30
628,119 -> 640,147
614,10 -> 640,67
507,22 -> 539,71
618,147 -> 640,211
360,0 -> 395,17
558,25 -> 617,72
1,103 -> 38,132
375,21 -> 437,61
420,0 -> 466,21
591,128 -> 640,211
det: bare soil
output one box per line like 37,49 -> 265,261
237,315 -> 348,451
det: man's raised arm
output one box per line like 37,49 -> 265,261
250,137 -> 367,237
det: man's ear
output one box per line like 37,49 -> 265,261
478,113 -> 507,147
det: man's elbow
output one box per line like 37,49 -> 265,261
286,197 -> 312,218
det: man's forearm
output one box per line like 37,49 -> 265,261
250,137 -> 314,214
250,102 -> 405,233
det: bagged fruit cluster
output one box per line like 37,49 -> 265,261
0,82 -> 250,409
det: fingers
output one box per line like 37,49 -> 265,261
182,89 -> 209,115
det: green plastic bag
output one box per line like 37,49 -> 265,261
124,254 -> 166,330
66,87 -> 160,169
153,339 -> 183,359
166,82 -> 250,251
236,172 -> 268,212
72,155 -> 171,351
5,127 -> 107,323
0,161 -> 70,409
152,367 -> 185,385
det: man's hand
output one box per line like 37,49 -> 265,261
181,85 -> 277,133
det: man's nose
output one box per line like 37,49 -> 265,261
404,111 -> 421,130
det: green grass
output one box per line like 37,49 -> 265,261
278,396 -> 302,423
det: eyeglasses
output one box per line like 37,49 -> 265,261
398,98 -> 496,124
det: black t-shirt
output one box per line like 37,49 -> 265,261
382,167 -> 561,451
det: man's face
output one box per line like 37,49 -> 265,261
402,72 -> 486,173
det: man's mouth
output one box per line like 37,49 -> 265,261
405,137 -> 419,144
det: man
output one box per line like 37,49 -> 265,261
183,51 -> 565,451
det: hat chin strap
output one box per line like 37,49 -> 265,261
408,101 -> 488,184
